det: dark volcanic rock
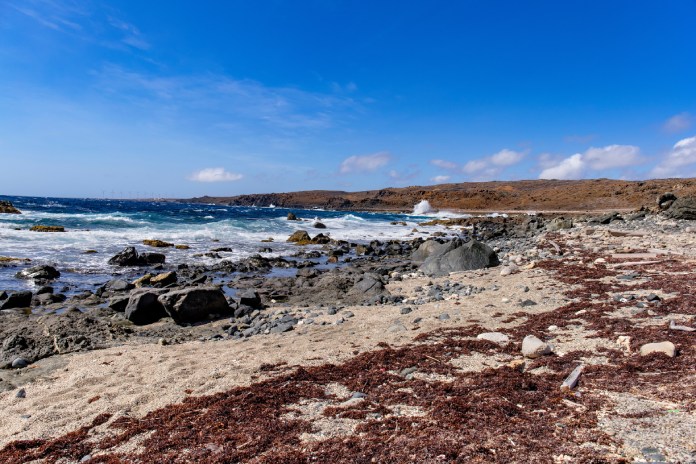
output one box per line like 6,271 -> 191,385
158,287 -> 230,324
287,231 -> 311,243
420,239 -> 499,277
15,265 -> 60,281
0,200 -> 21,214
665,196 -> 696,220
140,252 -> 165,265
0,291 -> 33,310
108,247 -> 141,266
237,289 -> 262,309
411,240 -> 445,263
125,289 -> 168,325
657,192 -> 677,210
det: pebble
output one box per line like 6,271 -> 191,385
351,391 -> 367,399
438,313 -> 450,321
521,335 -> 552,358
387,322 -> 407,333
16,388 -> 26,399
11,357 -> 29,368
400,367 -> 417,378
343,311 -> 354,318
476,332 -> 510,345
400,307 -> 412,315
639,341 -> 676,358
412,317 -> 422,324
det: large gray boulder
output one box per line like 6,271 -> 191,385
411,240 -> 445,263
665,196 -> 696,220
124,289 -> 168,325
158,287 -> 230,324
0,291 -> 33,310
108,247 -> 141,266
419,239 -> 499,276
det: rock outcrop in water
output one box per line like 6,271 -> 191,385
0,201 -> 21,214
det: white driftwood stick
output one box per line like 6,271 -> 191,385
561,364 -> 584,391
669,320 -> 696,332
548,240 -> 561,255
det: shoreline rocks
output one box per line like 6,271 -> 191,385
0,200 -> 21,214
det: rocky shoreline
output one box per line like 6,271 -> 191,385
1,196 -> 695,462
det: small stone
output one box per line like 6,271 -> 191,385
400,367 -> 417,378
519,299 -> 537,307
351,391 -> 367,399
387,322 -> 407,333
158,338 -> 169,346
400,307 -> 412,315
343,311 -> 354,318
639,341 -> 676,357
11,357 -> 29,369
476,332 -> 510,345
616,335 -> 631,353
438,313 -> 450,321
16,388 -> 26,399
501,297 -> 510,303
646,293 -> 661,302
500,265 -> 517,276
547,325 -> 558,331
521,335 -> 552,359
412,317 -> 422,324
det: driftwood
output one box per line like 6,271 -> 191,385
669,319 -> 696,332
547,240 -> 561,255
561,364 -> 584,391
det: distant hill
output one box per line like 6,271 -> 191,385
185,178 -> 696,212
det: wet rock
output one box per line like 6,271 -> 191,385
313,222 -> 327,229
30,225 -> 65,232
16,265 -> 60,281
108,247 -> 141,266
36,286 -> 53,295
0,291 -> 32,310
157,287 -> 230,324
639,341 -> 676,357
140,252 -> 165,265
150,271 -> 177,287
311,233 -> 331,244
287,212 -> 298,221
419,239 -> 499,277
125,289 -> 168,325
143,239 -> 174,248
476,332 -> 510,345
0,291 -> 7,301
108,296 -> 129,312
105,279 -> 134,292
0,200 -> 21,214
287,230 -> 311,243
521,335 -> 552,358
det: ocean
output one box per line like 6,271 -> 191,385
0,196 -> 457,294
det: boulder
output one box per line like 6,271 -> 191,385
15,265 -> 60,281
30,225 -> 65,232
140,252 -> 165,265
124,289 -> 168,325
150,271 -> 177,287
588,212 -> 623,225
158,287 -> 230,324
419,239 -> 499,276
0,200 -> 21,214
546,217 -> 573,231
411,240 -> 445,263
105,279 -> 134,292
657,192 -> 677,210
143,239 -> 174,248
313,222 -> 327,229
287,212 -> 298,221
237,289 -> 262,309
639,341 -> 676,357
353,274 -> 385,294
108,247 -> 141,266
287,230 -> 311,244
665,196 -> 696,220
0,291 -> 33,310
311,233 -> 331,244
521,335 -> 552,358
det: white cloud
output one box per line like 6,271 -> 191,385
188,167 -> 243,182
663,112 -> 692,133
431,175 -> 451,183
430,159 -> 458,170
538,144 -> 641,179
650,135 -> 696,178
463,148 -> 526,178
538,154 -> 585,180
490,148 -> 525,166
340,152 -> 391,174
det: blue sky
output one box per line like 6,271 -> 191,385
1,0 -> 695,198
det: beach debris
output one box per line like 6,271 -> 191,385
560,364 -> 584,391
521,335 -> 552,358
669,320 -> 696,332
639,341 -> 676,358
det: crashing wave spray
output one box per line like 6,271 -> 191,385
412,200 -> 434,215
